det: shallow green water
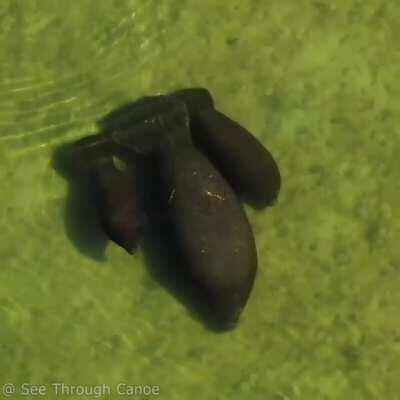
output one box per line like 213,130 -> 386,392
1,1 -> 399,399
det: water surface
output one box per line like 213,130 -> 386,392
0,1 -> 398,399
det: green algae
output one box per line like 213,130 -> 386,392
0,1 -> 399,399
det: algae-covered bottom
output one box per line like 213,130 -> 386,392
0,1 -> 399,399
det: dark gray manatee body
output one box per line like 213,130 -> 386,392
104,88 -> 281,208
74,134 -> 143,253
100,95 -> 169,132
101,88 -> 214,134
157,103 -> 258,327
171,87 -> 214,112
171,88 -> 281,207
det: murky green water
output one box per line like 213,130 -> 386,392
0,1 -> 398,399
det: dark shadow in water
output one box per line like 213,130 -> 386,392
51,100 -> 234,332
52,143 -> 108,262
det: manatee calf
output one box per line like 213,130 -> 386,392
74,134 -> 143,253
171,87 -> 281,207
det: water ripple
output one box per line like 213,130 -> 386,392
0,2 -> 171,151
